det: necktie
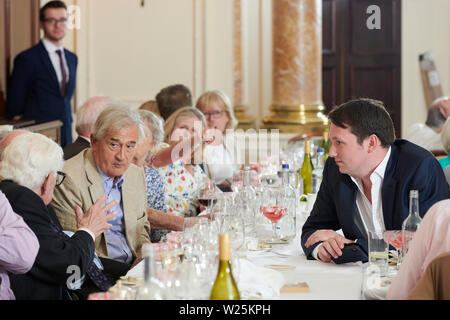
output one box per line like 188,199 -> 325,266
48,217 -> 112,292
55,49 -> 67,97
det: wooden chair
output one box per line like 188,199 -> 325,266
407,252 -> 450,300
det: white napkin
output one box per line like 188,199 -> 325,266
270,233 -> 304,256
234,258 -> 286,299
126,260 -> 144,278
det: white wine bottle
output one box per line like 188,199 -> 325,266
400,190 -> 422,263
299,140 -> 314,194
210,233 -> 240,300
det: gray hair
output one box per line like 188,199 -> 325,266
138,110 -> 164,147
431,96 -> 449,106
92,103 -> 145,142
76,96 -> 114,136
0,132 -> 64,189
425,106 -> 446,129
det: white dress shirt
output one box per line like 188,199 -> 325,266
313,147 -> 392,260
42,38 -> 69,88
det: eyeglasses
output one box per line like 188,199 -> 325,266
56,171 -> 66,186
44,18 -> 67,25
202,110 -> 225,120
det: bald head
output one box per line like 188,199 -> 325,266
0,130 -> 29,157
432,96 -> 450,119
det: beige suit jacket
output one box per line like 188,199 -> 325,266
51,148 -> 150,261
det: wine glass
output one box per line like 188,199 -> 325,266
197,179 -> 216,213
262,206 -> 287,242
383,230 -> 403,270
221,214 -> 245,252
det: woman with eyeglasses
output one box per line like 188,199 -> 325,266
195,90 -> 238,191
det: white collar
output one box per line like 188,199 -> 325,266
350,146 -> 392,183
42,38 -> 64,53
372,146 -> 391,180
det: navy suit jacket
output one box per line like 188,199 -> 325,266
0,180 -> 95,300
6,41 -> 77,147
301,139 -> 450,259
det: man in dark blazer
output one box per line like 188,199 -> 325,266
6,1 -> 77,147
0,132 -> 116,299
63,96 -> 112,160
301,98 -> 450,262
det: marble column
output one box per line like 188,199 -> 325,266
263,0 -> 326,133
233,0 -> 255,130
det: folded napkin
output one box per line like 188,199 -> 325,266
234,258 -> 286,299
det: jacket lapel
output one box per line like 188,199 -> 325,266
64,49 -> 75,98
38,41 -> 60,93
84,149 -> 109,254
338,176 -> 362,238
121,169 -> 136,254
382,144 -> 399,231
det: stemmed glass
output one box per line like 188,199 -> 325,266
262,206 -> 287,242
221,213 -> 245,252
383,230 -> 404,269
197,179 -> 217,214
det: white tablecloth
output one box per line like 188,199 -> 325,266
126,210 -> 366,300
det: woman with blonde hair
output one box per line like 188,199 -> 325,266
195,90 -> 238,190
157,107 -> 212,217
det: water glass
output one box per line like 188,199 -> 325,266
368,231 -> 389,276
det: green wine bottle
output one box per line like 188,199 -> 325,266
321,131 -> 331,163
210,233 -> 240,300
299,140 -> 314,194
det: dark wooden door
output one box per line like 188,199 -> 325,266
0,0 -> 40,118
323,0 -> 402,137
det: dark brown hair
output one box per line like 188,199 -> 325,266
156,84 -> 193,120
40,1 -> 67,22
328,98 -> 396,147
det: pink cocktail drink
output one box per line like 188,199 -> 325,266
262,206 -> 287,223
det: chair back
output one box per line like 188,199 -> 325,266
408,252 -> 450,300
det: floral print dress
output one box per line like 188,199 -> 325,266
157,160 -> 207,217
144,165 -> 169,242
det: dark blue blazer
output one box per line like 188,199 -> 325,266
0,180 -> 95,300
6,41 -> 77,146
301,139 -> 450,259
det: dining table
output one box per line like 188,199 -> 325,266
115,202 -> 397,301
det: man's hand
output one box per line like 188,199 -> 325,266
317,236 -> 354,262
12,115 -> 23,121
305,229 -> 341,248
305,229 -> 354,263
75,195 -> 118,238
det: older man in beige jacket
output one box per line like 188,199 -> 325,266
51,104 -> 150,283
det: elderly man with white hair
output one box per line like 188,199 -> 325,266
0,132 -> 117,300
51,103 -> 151,282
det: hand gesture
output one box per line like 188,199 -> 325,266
305,229 -> 353,262
75,195 -> 118,238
